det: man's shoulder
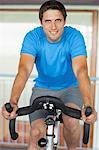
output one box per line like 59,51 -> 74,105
64,26 -> 80,35
26,26 -> 45,39
30,26 -> 44,37
64,26 -> 83,41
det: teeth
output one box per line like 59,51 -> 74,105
51,32 -> 57,35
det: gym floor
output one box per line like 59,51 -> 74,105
0,146 -> 99,150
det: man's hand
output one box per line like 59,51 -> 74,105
82,106 -> 97,124
2,103 -> 18,120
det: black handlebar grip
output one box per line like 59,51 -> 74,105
83,106 -> 92,144
5,102 -> 18,140
85,106 -> 92,117
9,119 -> 18,140
5,103 -> 13,113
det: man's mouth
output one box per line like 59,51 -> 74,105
50,31 -> 58,35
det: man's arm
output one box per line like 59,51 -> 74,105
2,54 -> 35,119
72,56 -> 93,107
72,56 -> 97,123
10,54 -> 35,105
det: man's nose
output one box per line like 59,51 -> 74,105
51,21 -> 56,29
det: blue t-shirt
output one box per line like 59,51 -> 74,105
21,26 -> 87,90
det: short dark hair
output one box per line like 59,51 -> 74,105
39,0 -> 67,22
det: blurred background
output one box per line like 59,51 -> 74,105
0,0 -> 99,149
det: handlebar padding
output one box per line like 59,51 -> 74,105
9,118 -> 18,140
83,106 -> 92,144
5,103 -> 18,140
5,103 -> 13,113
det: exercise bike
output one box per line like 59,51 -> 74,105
5,96 -> 92,150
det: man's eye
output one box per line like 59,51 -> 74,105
55,19 -> 62,22
45,20 -> 51,23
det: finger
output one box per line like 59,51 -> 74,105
1,108 -> 10,119
2,105 -> 17,120
2,111 -> 11,120
9,104 -> 18,118
82,114 -> 86,122
82,109 -> 87,121
86,113 -> 97,124
10,111 -> 17,118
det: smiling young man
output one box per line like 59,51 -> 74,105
2,1 -> 97,150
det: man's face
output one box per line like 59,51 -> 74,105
41,9 -> 66,42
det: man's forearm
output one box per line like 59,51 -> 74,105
10,71 -> 29,105
9,54 -> 34,105
77,68 -> 94,108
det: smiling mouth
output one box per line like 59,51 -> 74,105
50,31 -> 58,35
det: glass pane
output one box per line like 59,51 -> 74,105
0,11 -> 40,75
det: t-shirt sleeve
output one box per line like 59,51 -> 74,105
70,31 -> 87,59
20,31 -> 38,57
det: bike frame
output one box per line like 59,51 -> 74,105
45,109 -> 61,150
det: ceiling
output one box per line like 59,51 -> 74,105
0,0 -> 99,5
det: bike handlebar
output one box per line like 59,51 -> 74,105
5,95 -> 92,144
